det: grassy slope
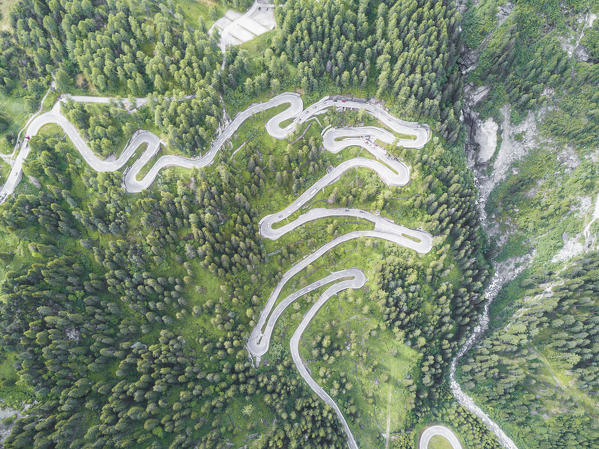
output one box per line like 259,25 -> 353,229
211,85 -> 483,444
196,101 -> 432,446
304,296 -> 421,448
0,92 -> 31,184
0,92 -> 30,139
0,0 -> 17,31
429,435 -> 455,449
173,0 -> 228,28
0,349 -> 34,407
0,160 -> 8,182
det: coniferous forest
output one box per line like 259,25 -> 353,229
0,0 -> 597,448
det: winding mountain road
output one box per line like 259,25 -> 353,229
290,269 -> 366,449
0,92 -> 429,202
0,88 -> 497,449
247,116 -> 432,448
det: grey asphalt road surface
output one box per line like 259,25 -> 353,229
1,90 -> 477,449
418,425 -> 463,449
247,116 -> 433,449
1,92 -> 430,202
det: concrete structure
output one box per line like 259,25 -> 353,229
212,1 -> 276,49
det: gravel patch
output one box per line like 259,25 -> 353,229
553,194 -> 599,263
475,105 -> 541,213
557,145 -> 580,172
0,406 -> 24,444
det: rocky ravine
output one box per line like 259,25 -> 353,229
454,10 -> 531,449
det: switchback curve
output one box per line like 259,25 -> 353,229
419,425 -> 463,449
247,120 -> 432,448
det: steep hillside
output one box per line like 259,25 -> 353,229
458,0 -> 599,447
0,1 -> 503,448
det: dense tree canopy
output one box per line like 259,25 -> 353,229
0,0 -> 551,448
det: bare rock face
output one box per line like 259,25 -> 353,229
455,0 -> 472,14
575,44 -> 590,61
0,406 -> 24,444
557,145 -> 580,172
477,105 -> 541,209
463,84 -> 497,165
459,49 -> 480,74
560,12 -> 597,61
475,118 -> 499,163
462,76 -> 545,235
497,2 -> 514,26
466,85 -> 490,107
